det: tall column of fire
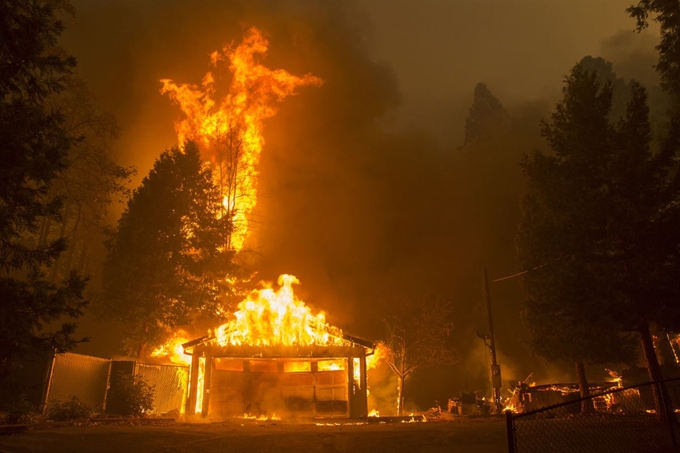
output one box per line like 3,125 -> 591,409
160,27 -> 322,251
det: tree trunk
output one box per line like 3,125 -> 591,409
50,202 -> 71,281
575,361 -> 594,414
639,319 -> 672,423
397,374 -> 405,416
38,217 -> 51,247
76,236 -> 89,274
64,205 -> 81,271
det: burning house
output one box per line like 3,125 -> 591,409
182,335 -> 374,419
160,275 -> 376,420
153,29 -> 379,420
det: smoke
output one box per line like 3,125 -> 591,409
366,361 -> 398,416
61,0 -> 662,405
600,29 -> 660,88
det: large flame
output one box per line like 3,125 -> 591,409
150,330 -> 192,366
212,274 -> 344,347
366,341 -> 389,370
161,27 -> 323,251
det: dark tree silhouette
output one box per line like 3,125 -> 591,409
628,0 -> 680,105
461,83 -> 509,148
577,56 -> 630,121
517,65 -> 638,410
381,294 -> 456,415
41,78 -> 135,282
518,61 -> 680,415
100,142 -> 234,356
0,0 -> 89,378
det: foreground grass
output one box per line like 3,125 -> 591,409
0,418 -> 508,453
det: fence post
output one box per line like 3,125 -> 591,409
101,360 -> 113,413
505,410 -> 516,453
41,349 -> 57,414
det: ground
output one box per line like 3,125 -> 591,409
0,418 -> 508,453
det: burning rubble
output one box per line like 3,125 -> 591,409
501,371 -> 626,414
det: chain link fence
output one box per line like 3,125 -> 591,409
507,378 -> 680,453
40,352 -> 188,416
45,352 -> 111,412
135,363 -> 188,415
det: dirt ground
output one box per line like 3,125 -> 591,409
0,418 -> 508,453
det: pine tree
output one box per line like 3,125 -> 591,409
627,0 -> 680,380
628,0 -> 680,106
462,83 -> 509,148
517,65 -> 641,409
0,0 -> 88,378
100,142 -> 233,356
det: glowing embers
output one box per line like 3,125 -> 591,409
161,27 -> 323,251
211,274 -> 346,348
242,413 -> 281,421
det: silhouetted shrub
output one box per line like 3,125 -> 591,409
106,372 -> 155,416
3,396 -> 39,424
47,397 -> 92,421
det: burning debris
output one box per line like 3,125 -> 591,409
502,372 -> 623,414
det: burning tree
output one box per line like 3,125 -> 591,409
100,142 -> 233,356
381,294 -> 455,415
161,27 -> 322,252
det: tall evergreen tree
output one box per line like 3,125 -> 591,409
0,0 -> 88,378
627,0 -> 680,370
577,56 -> 630,122
628,0 -> 680,107
42,78 -> 135,281
517,65 -> 638,409
461,83 -> 509,148
100,142 -> 233,356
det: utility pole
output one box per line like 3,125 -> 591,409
483,267 -> 503,414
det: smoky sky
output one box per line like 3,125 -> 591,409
62,0 -> 660,405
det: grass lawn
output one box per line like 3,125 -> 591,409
0,418 -> 508,453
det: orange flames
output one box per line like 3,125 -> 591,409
161,27 -> 323,251
242,413 -> 281,421
150,330 -> 192,366
212,274 -> 345,347
366,342 -> 389,370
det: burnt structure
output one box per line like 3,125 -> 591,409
183,335 -> 374,419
